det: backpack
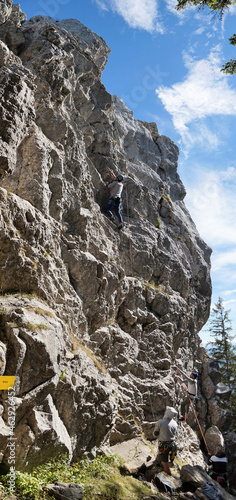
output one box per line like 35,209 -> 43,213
154,473 -> 176,496
215,474 -> 227,489
202,480 -> 224,500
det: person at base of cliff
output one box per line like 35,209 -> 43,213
104,170 -> 124,229
208,448 -> 228,489
177,367 -> 198,421
153,406 -> 178,476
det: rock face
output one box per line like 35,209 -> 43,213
180,465 -> 235,500
0,0 -> 235,478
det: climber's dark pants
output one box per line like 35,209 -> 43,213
181,393 -> 196,416
211,472 -> 228,489
158,441 -> 177,463
105,197 -> 123,224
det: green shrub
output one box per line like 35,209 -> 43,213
0,454 -> 153,499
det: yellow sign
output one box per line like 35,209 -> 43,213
0,377 -> 15,390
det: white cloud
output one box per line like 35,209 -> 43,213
94,0 -> 213,32
184,166 -> 236,248
164,0 -> 194,18
94,0 -> 109,10
212,251 -> 236,271
156,46 -> 236,149
224,299 -> 236,305
228,4 -> 236,15
194,26 -> 206,35
219,166 -> 236,182
164,0 -> 178,14
193,183 -> 236,328
94,0 -> 164,32
211,265 -> 236,298
224,289 -> 236,296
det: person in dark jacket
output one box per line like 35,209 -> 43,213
104,170 -> 124,229
209,448 -> 228,489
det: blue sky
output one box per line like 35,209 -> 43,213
17,0 -> 236,344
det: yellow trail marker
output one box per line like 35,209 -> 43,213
0,377 -> 15,390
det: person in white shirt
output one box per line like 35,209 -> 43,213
177,367 -> 198,421
104,170 -> 124,229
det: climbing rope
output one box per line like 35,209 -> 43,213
111,125 -> 156,422
124,182 -> 156,422
112,126 -> 209,446
183,383 -> 211,455
124,183 -> 134,276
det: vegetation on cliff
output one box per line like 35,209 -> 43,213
0,454 -> 155,500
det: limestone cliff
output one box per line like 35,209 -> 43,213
0,0 -> 234,481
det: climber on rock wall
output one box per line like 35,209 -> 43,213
177,367 -> 199,421
153,406 -> 178,476
104,170 -> 124,229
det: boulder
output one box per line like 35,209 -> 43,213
207,400 -> 232,431
180,464 -> 205,487
45,483 -> 83,499
205,426 -> 224,455
180,465 -> 235,500
110,437 -> 157,472
215,383 -> 231,400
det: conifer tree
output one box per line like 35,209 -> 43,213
176,0 -> 236,74
207,297 -> 236,387
207,297 -> 236,428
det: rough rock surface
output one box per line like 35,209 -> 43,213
205,426 -> 225,455
0,0 -> 235,482
45,482 -> 83,500
180,465 -> 235,500
0,0 -> 12,25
